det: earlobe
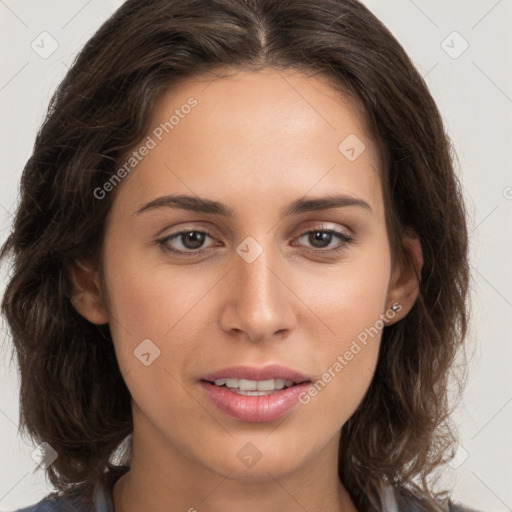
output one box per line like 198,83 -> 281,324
69,261 -> 109,325
384,235 -> 423,325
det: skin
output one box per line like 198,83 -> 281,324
71,67 -> 422,512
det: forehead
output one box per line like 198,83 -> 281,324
113,68 -> 384,222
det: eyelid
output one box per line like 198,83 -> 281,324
158,221 -> 352,239
155,221 -> 216,239
295,221 -> 353,236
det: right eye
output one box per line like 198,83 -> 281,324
157,229 -> 218,256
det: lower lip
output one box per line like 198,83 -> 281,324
200,381 -> 310,422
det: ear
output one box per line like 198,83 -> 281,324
384,235 -> 423,325
69,260 -> 109,325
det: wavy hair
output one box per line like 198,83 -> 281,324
1,0 -> 470,510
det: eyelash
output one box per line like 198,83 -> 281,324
157,226 -> 355,257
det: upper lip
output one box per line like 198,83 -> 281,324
201,364 -> 311,384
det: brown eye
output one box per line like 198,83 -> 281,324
158,230 -> 216,256
296,229 -> 354,253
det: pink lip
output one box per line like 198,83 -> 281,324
200,364 -> 310,383
199,364 -> 312,422
200,381 -> 311,422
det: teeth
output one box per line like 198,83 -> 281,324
225,378 -> 238,388
239,378 -> 257,390
213,378 -> 295,391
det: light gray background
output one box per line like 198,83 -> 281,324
0,1 -> 511,510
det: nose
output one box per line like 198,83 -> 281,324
218,243 -> 298,343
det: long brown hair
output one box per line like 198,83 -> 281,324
1,0 -> 470,510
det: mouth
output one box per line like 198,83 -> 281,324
199,364 -> 312,422
200,364 -> 311,392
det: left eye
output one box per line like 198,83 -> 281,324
157,228 -> 354,256
295,229 -> 354,251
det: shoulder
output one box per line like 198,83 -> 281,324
11,493 -> 84,512
11,464 -> 129,512
448,501 -> 481,512
391,483 -> 481,512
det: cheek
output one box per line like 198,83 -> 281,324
294,244 -> 391,344
289,251 -> 390,419
99,232 -> 214,384
103,224 -> 219,336
102,252 -> 213,426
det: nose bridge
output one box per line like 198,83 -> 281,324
238,250 -> 279,308
220,237 -> 295,340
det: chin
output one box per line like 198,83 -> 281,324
198,434 -> 313,481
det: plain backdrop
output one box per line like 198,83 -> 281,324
0,1 -> 511,511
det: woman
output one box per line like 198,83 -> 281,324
1,0 -> 472,510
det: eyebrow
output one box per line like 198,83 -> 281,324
135,193 -> 372,217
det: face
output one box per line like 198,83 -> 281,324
75,67 -> 417,482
